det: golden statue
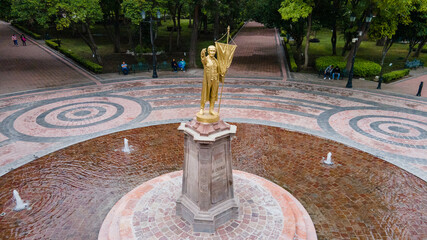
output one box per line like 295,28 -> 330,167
196,27 -> 237,123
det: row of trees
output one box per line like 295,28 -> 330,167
4,0 -> 247,67
246,0 -> 427,75
2,0 -> 426,72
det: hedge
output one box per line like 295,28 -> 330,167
315,56 -> 381,78
45,40 -> 103,73
12,23 -> 42,39
45,39 -> 59,50
285,43 -> 297,72
382,69 -> 410,83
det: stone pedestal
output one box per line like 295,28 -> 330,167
176,118 -> 239,233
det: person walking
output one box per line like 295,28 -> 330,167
12,34 -> 18,46
20,34 -> 27,46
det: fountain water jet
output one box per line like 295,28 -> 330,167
323,152 -> 333,165
122,138 -> 131,153
13,190 -> 29,211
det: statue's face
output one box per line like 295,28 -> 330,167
208,46 -> 216,57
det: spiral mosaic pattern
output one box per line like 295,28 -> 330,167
1,95 -> 151,142
321,107 -> 427,159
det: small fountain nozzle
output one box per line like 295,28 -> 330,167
323,152 -> 333,165
13,190 -> 29,211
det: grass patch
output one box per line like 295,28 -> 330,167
290,29 -> 427,75
47,19 -> 221,72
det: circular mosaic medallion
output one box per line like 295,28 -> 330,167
1,95 -> 151,142
99,171 -> 316,240
319,107 -> 427,159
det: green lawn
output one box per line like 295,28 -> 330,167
53,19 -> 217,72
292,29 -> 427,74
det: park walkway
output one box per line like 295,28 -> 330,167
0,21 -> 95,95
227,22 -> 284,79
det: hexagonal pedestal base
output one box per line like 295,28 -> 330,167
176,195 -> 239,233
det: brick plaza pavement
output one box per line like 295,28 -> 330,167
0,21 -> 96,95
0,20 -> 426,240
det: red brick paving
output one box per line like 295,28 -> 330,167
0,124 -> 425,239
227,22 -> 282,79
387,74 -> 427,97
0,22 -> 93,95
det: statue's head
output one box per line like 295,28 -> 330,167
208,45 -> 216,57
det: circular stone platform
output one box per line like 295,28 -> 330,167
99,170 -> 316,240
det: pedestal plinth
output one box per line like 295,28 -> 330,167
176,118 -> 239,233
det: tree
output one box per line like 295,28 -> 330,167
10,0 -> 56,28
279,0 -> 314,69
188,0 -> 201,68
368,0 -> 413,89
395,9 -> 427,62
0,0 -> 12,20
100,0 -> 123,53
55,0 -> 105,64
313,0 -> 346,55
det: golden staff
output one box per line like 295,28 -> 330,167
217,26 -> 230,115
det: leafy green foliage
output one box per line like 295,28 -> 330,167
315,56 -> 381,77
12,23 -> 42,39
278,0 -> 312,22
122,0 -> 153,25
0,0 -> 11,20
46,39 -> 103,73
55,0 -> 103,30
45,39 -> 59,49
382,69 -> 410,83
10,0 -> 56,28
286,43 -> 297,71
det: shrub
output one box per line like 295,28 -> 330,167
315,56 -> 381,77
286,43 -> 297,72
45,40 -> 103,73
382,69 -> 410,83
12,23 -> 42,39
45,40 -> 59,50
135,44 -> 151,54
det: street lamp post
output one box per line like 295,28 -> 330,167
141,10 -> 161,78
346,37 -> 358,88
346,13 -> 373,88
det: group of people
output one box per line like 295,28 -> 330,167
120,58 -> 187,75
11,34 -> 27,47
171,58 -> 186,72
323,65 -> 341,80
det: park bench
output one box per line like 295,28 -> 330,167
405,59 -> 424,69
118,65 -> 132,75
157,61 -> 170,70
118,62 -> 150,75
132,62 -> 150,72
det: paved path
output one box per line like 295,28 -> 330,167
0,77 -> 426,181
219,22 -> 284,79
0,21 -> 95,95
0,20 -> 426,180
387,73 -> 426,97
